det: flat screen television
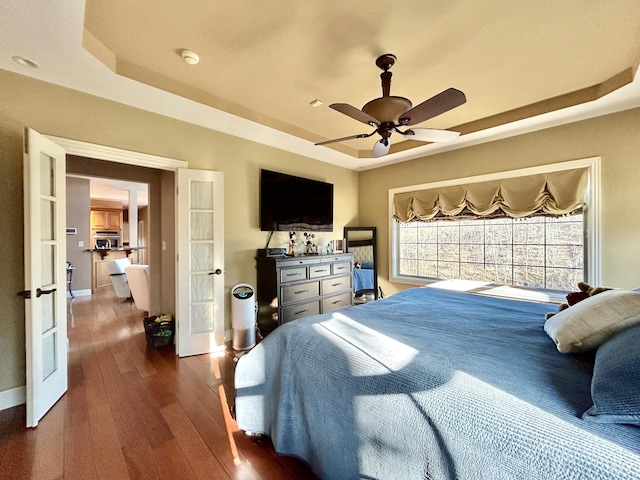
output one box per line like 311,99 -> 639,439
260,169 -> 334,232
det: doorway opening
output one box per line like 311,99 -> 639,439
66,173 -> 150,296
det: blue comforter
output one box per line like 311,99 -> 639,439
353,268 -> 374,293
235,287 -> 640,479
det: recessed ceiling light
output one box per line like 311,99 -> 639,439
12,55 -> 39,69
180,49 -> 200,65
309,99 -> 323,107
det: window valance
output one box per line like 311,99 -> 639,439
393,168 -> 588,223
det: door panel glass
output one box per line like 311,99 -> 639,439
40,199 -> 55,241
42,332 -> 58,380
191,274 -> 214,302
190,180 -> 213,209
190,212 -> 213,240
41,244 -> 55,286
39,153 -> 55,197
190,304 -> 214,333
41,293 -> 55,333
191,243 -> 214,272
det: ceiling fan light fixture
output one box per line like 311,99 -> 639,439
180,49 -> 200,65
372,138 -> 391,157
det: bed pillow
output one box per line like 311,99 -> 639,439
582,324 -> 640,424
544,289 -> 640,353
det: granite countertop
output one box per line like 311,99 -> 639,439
87,246 -> 145,252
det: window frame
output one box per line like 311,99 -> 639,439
388,157 -> 601,294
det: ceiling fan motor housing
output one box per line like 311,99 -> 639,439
362,96 -> 412,123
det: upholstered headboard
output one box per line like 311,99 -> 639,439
350,245 -> 374,265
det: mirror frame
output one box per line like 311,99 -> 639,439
344,226 -> 378,300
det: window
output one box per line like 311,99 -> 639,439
397,214 -> 583,290
390,158 -> 600,292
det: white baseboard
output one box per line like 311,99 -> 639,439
0,385 -> 26,411
68,289 -> 92,298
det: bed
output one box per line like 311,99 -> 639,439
234,287 -> 640,479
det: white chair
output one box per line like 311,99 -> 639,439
108,258 -> 132,300
125,264 -> 150,313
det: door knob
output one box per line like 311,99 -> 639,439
36,287 -> 57,297
208,269 -> 223,275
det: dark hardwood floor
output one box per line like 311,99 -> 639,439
0,288 -> 318,480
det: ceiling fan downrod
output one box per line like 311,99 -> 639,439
376,53 -> 396,97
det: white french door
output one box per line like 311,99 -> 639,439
176,169 -> 225,357
22,128 -> 68,427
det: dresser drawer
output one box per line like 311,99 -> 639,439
322,292 -> 352,312
309,264 -> 331,278
322,275 -> 352,295
281,300 -> 320,323
332,261 -> 352,275
281,281 -> 320,304
280,266 -> 307,283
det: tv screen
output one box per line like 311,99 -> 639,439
260,169 -> 334,232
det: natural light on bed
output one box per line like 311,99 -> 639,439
312,312 -> 418,375
425,279 -> 559,303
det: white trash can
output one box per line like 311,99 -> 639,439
231,283 -> 256,350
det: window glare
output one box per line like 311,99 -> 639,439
397,215 -> 584,291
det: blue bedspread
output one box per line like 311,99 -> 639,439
235,287 -> 640,479
352,268 -> 374,294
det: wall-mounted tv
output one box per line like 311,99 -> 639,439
260,169 -> 334,232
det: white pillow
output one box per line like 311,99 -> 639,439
544,289 -> 640,353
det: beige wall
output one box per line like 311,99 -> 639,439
360,107 -> 640,296
0,69 -> 359,394
65,177 -> 91,292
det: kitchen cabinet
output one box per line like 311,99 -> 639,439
91,209 -> 122,230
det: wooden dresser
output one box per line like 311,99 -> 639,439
256,253 -> 354,334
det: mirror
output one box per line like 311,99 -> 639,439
344,227 -> 378,301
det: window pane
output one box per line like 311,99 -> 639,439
460,244 -> 483,262
438,225 -> 459,243
460,224 -> 484,243
417,224 -> 437,243
437,261 -> 459,279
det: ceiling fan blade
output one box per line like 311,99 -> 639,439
398,88 -> 466,126
403,128 -> 460,143
372,138 -> 392,158
315,131 -> 376,146
329,103 -> 381,126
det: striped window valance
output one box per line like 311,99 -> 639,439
393,168 -> 588,223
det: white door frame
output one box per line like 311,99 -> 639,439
46,135 -> 189,336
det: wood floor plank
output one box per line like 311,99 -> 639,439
30,396 -> 65,480
159,402 -> 229,480
86,403 -> 130,480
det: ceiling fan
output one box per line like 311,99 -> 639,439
315,53 -> 466,157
